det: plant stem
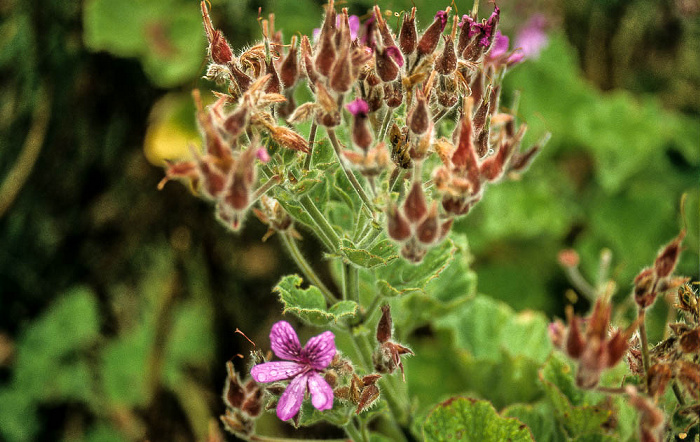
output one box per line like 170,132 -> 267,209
279,233 -> 337,304
303,122 -> 318,171
343,420 -> 364,442
671,381 -> 686,406
346,264 -> 360,304
377,109 -> 393,142
637,307 -> 651,391
327,130 -> 374,217
0,85 -> 51,218
299,194 -> 340,251
564,265 -> 597,302
249,174 -> 281,206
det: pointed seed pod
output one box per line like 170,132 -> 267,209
408,90 -> 430,135
279,36 -> 299,88
417,10 -> 449,57
386,204 -> 411,241
399,8 -> 417,56
416,203 -> 439,244
404,181 -> 428,223
435,35 -> 457,75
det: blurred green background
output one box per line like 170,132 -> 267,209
0,0 -> 698,440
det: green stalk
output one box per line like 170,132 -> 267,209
299,194 -> 340,251
343,420 -> 364,442
303,121 -> 318,171
279,233 -> 337,304
327,130 -> 374,217
637,307 -> 651,391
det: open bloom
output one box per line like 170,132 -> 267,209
251,321 -> 336,421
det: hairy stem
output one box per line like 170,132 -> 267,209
637,307 -> 651,391
279,233 -> 337,303
327,130 -> 374,217
299,194 -> 340,251
303,121 -> 318,171
343,420 -> 364,442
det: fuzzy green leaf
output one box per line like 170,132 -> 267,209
275,274 -> 358,325
422,397 -> 533,441
341,238 -> 398,268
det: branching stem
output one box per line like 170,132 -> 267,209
279,233 -> 337,304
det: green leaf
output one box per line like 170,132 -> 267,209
341,238 -> 398,268
422,397 -> 533,442
538,354 -> 613,438
375,239 -> 459,298
436,295 -> 553,364
503,402 -> 565,442
295,400 -> 353,427
291,167 -> 323,195
274,274 -> 358,326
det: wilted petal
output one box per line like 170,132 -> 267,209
270,321 -> 302,361
308,372 -> 334,411
251,361 -> 306,383
276,373 -> 308,421
302,331 -> 336,370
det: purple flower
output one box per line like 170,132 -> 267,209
488,31 -> 510,59
385,45 -> 404,67
250,321 -> 336,421
514,14 -> 548,60
346,98 -> 369,116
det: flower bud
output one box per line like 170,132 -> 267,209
417,10 -> 449,57
404,181 -> 428,223
279,37 -> 299,89
356,384 -> 380,414
315,26 -> 336,77
264,59 -> 281,94
654,230 -> 685,278
435,35 -> 457,75
408,90 -> 430,135
386,204 -> 411,241
230,64 -> 253,93
300,36 -> 319,88
416,203 -> 439,244
375,46 -> 400,82
201,1 -> 234,65
377,304 -> 393,343
330,46 -> 353,92
399,8 -> 417,56
346,99 -> 372,150
373,5 -> 396,48
223,106 -> 249,139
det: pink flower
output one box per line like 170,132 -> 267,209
346,98 -> 369,116
250,321 -> 336,421
514,14 -> 548,60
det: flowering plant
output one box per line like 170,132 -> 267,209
158,1 -> 699,441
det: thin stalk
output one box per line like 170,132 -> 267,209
0,86 -> 51,218
279,233 -> 337,303
637,307 -> 651,391
347,264 -> 360,304
377,109 -> 393,142
303,122 -> 318,170
327,130 -> 374,217
343,420 -> 364,442
432,108 -> 448,125
299,194 -> 340,251
671,381 -> 686,406
248,174 -> 281,206
564,265 -> 597,302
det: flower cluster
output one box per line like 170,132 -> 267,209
549,298 -> 633,389
159,0 -> 547,262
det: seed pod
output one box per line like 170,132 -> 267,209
417,10 -> 449,57
279,36 -> 299,89
399,8 -> 417,56
264,59 -> 281,94
386,204 -> 411,241
384,81 -> 403,108
330,47 -> 353,92
377,304 -> 393,343
375,47 -> 400,82
300,36 -> 319,88
373,5 -> 396,47
315,28 -> 336,77
416,203 -> 439,244
408,90 -> 430,135
404,181 -> 428,223
654,230 -> 685,278
435,35 -> 457,75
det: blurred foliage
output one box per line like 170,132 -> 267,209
1,0 -> 698,440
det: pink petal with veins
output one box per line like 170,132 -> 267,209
250,361 -> 306,383
302,330 -> 336,370
270,321 -> 302,361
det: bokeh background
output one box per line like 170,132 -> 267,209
1,0 -> 698,440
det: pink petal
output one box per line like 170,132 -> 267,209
307,371 -> 334,411
251,361 -> 307,383
276,373 -> 308,421
348,15 -> 360,41
301,331 -> 335,370
270,321 -> 302,361
488,31 -> 509,59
